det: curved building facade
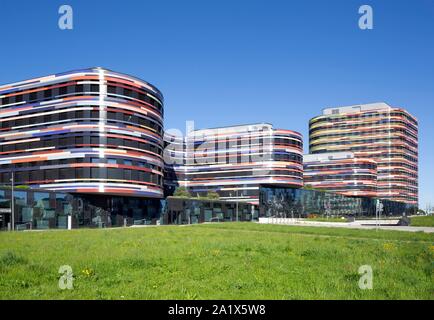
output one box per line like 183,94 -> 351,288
0,67 -> 164,199
164,123 -> 303,204
309,103 -> 418,205
163,130 -> 187,196
303,152 -> 378,198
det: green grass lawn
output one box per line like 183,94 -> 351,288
410,215 -> 434,227
0,223 -> 433,300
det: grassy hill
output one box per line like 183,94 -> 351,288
410,215 -> 434,227
0,223 -> 433,299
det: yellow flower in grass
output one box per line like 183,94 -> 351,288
81,268 -> 94,277
383,243 -> 396,251
429,245 -> 434,253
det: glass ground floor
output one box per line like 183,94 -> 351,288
259,185 -> 417,218
162,197 -> 259,225
0,187 -> 161,230
0,184 -> 417,230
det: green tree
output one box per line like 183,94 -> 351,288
303,185 -> 325,192
302,185 -> 316,191
173,186 -> 191,198
206,191 -> 220,200
15,185 -> 30,190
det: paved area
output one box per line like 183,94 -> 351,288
258,218 -> 434,233
305,223 -> 434,233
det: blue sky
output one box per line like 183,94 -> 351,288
0,0 -> 433,208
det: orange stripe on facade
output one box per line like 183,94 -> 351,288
11,156 -> 47,163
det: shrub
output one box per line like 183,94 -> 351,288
205,191 -> 220,200
173,186 -> 191,198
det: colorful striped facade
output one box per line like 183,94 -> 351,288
164,123 -> 303,204
0,67 -> 164,199
164,130 -> 187,196
309,103 -> 418,205
303,152 -> 378,197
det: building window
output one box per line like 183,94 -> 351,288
91,84 -> 99,93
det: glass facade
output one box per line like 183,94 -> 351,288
0,184 -> 418,230
0,189 -> 9,228
259,185 -> 417,218
162,197 -> 259,225
0,187 -> 161,230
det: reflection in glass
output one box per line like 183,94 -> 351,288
259,185 -> 416,218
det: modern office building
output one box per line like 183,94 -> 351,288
259,185 -> 416,218
164,123 -> 304,203
303,152 -> 378,198
309,103 -> 418,205
0,68 -> 164,226
0,69 -> 420,229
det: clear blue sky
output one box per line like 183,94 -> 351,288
1,0 -> 433,209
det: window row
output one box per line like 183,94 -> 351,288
0,168 -> 163,186
189,170 -> 303,179
310,121 -> 418,134
311,112 -> 417,126
0,156 -> 162,172
310,142 -> 418,153
309,128 -> 418,140
273,153 -> 303,162
0,83 -> 100,106
0,135 -> 163,156
305,174 -> 377,181
106,111 -> 162,132
107,84 -> 162,111
274,138 -> 303,147
0,82 -> 163,113
305,164 -> 377,170
2,109 -> 162,133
